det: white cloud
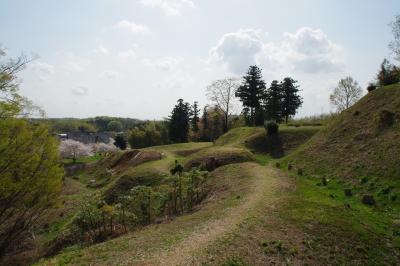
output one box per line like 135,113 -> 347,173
71,85 -> 89,96
143,56 -> 184,71
209,29 -> 264,74
139,0 -> 194,16
114,20 -> 151,34
281,27 -> 345,73
209,27 -> 345,75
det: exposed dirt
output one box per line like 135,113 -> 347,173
141,163 -> 294,265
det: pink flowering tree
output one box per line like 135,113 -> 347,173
92,142 -> 117,156
59,139 -> 92,163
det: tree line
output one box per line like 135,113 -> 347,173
167,65 -> 303,144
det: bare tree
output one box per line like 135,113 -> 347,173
329,76 -> 363,112
389,14 -> 400,62
206,78 -> 240,132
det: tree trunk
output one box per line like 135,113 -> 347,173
251,107 -> 255,126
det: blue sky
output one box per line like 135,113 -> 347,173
1,0 -> 399,119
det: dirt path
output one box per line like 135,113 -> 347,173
146,164 -> 287,265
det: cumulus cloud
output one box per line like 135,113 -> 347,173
71,85 -> 89,96
209,27 -> 345,75
139,0 -> 194,16
114,20 -> 151,34
281,27 -> 345,73
209,29 -> 264,74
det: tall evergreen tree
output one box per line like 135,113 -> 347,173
169,99 -> 191,143
264,80 -> 283,122
191,101 -> 200,132
235,65 -> 266,126
200,105 -> 209,141
281,77 -> 303,123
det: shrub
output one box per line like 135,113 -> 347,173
366,83 -> 377,92
264,121 -> 279,135
114,134 -> 127,150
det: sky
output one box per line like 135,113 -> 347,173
0,0 -> 399,119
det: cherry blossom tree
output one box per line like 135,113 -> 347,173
59,139 -> 92,163
92,142 -> 117,155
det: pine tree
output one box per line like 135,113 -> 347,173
235,65 -> 266,126
191,101 -> 200,132
281,77 -> 303,123
201,105 -> 209,141
169,99 -> 191,143
264,80 -> 283,122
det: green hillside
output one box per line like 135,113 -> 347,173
281,84 -> 400,208
33,88 -> 400,265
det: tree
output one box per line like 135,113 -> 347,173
264,80 -> 283,122
377,59 -> 400,86
235,65 -> 266,126
206,78 -> 240,132
114,134 -> 127,150
191,101 -> 200,132
0,48 -> 42,119
0,120 -> 63,257
389,14 -> 400,62
107,120 -> 123,132
280,77 -> 303,123
200,105 -> 209,141
92,142 -> 117,155
0,49 -> 63,257
59,139 -> 92,163
330,76 -> 363,112
169,99 -> 191,143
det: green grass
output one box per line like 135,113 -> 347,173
275,163 -> 400,264
36,162 -> 269,265
62,153 -> 103,164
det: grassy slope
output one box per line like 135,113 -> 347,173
37,95 -> 400,265
282,84 -> 400,181
38,163 -> 292,265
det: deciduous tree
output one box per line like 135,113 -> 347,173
206,78 -> 240,132
59,139 -> 92,163
330,76 -> 363,112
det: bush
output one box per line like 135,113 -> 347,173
367,83 -> 377,92
264,121 -> 279,135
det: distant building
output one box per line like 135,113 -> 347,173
57,132 -> 113,144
